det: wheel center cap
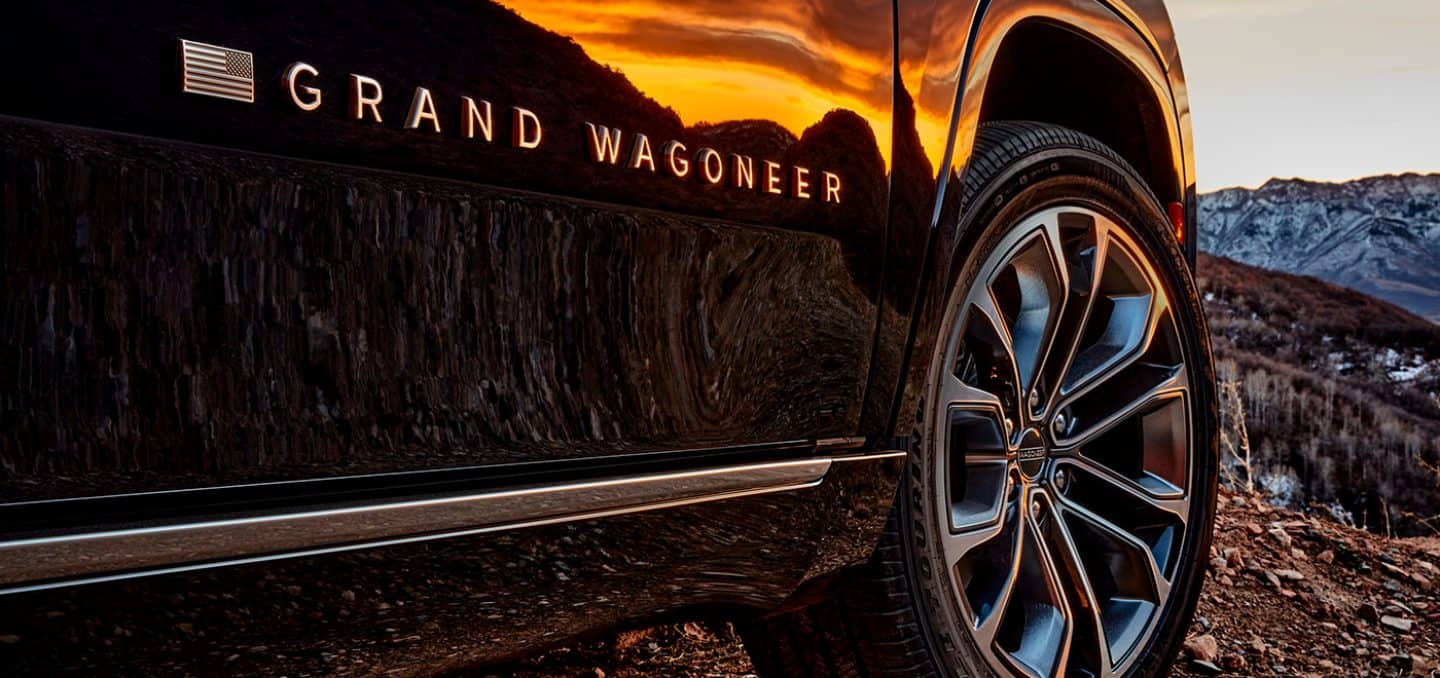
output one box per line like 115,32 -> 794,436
1015,428 -> 1047,478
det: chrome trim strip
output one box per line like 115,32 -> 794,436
0,452 -> 903,594
3,439 -> 816,508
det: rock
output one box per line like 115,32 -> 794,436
1264,570 -> 1283,589
0,634 -> 19,645
341,590 -> 357,602
1411,572 -> 1433,590
1359,604 -> 1381,622
1380,615 -> 1414,633
1317,550 -> 1335,564
1381,562 -> 1412,582
1274,569 -> 1305,581
1246,522 -> 1265,536
1269,527 -> 1293,549
1184,634 -> 1221,663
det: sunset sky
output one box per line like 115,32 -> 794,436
1167,0 -> 1440,191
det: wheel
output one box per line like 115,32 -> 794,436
740,121 -> 1218,677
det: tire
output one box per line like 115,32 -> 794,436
740,121 -> 1218,678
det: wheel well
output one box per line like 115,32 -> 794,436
978,20 -> 1180,205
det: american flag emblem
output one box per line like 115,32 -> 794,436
179,39 -> 255,103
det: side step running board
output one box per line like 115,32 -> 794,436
0,451 -> 904,594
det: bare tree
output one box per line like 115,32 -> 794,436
1219,377 -> 1256,495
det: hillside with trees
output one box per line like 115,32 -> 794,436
1197,254 -> 1440,536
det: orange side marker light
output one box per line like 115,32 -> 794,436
1168,202 -> 1186,243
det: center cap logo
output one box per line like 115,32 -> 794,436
1016,429 -> 1047,477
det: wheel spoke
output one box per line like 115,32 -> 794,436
987,228 -> 1068,397
1047,493 -> 1167,669
972,291 -> 1024,410
968,501 -> 1025,644
953,493 -> 1025,633
1058,233 -> 1169,402
1042,492 -> 1117,677
988,492 -> 1072,676
972,529 -> 1024,650
1060,456 -> 1190,520
1036,216 -> 1109,417
948,291 -> 1025,427
1057,365 -> 1188,452
940,373 -> 1005,417
1058,492 -> 1171,604
943,491 -> 1010,562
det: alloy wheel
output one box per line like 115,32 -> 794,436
933,205 -> 1193,677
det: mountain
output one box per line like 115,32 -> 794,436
1199,174 -> 1440,323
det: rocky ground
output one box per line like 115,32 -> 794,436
1174,491 -> 1440,677
502,489 -> 1440,677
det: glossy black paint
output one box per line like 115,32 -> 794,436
0,0 -> 892,501
0,0 -> 1194,671
0,118 -> 873,502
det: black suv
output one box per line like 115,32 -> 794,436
0,1 -> 1213,675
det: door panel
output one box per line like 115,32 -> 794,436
0,1 -> 895,502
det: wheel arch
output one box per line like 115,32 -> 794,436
952,0 -> 1191,230
977,19 -> 1181,210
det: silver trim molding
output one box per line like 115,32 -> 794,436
0,452 -> 903,594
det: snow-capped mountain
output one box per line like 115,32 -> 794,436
1198,173 -> 1440,323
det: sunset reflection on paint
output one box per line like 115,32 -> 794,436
503,0 -> 929,169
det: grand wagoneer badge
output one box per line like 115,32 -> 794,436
177,39 -> 842,204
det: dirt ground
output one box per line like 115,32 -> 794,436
499,489 -> 1440,677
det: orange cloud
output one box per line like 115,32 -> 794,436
503,0 -> 900,167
